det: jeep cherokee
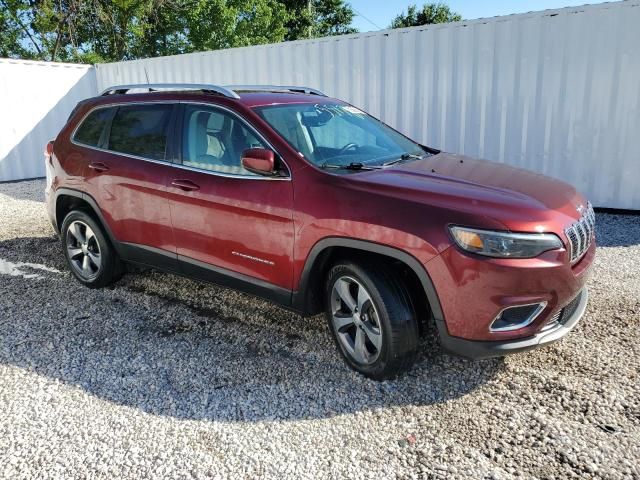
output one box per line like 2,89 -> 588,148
44,84 -> 595,380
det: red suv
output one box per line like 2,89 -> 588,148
45,84 -> 595,379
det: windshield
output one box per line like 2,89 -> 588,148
253,103 -> 426,169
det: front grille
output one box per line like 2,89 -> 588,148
565,202 -> 595,264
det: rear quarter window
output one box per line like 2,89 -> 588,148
73,107 -> 112,147
108,104 -> 172,160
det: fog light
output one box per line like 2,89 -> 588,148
490,302 -> 547,332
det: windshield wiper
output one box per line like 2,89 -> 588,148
383,152 -> 425,167
320,162 -> 382,171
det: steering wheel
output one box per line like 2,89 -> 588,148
337,143 -> 358,155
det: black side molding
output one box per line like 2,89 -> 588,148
119,242 -> 179,273
120,242 -> 292,308
178,254 -> 291,307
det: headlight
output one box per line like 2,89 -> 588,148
449,226 -> 563,258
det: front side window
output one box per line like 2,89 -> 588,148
254,103 -> 425,170
108,104 -> 172,160
181,105 -> 266,176
73,107 -> 113,147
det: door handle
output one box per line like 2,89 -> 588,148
171,179 -> 200,192
88,162 -> 109,172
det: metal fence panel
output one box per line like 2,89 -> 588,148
0,59 -> 97,182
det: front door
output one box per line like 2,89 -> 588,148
167,104 -> 295,302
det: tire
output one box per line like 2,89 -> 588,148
61,210 -> 123,288
325,261 -> 420,380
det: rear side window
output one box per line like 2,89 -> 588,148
73,107 -> 112,147
108,104 -> 172,160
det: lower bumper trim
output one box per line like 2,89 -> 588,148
438,288 -> 588,359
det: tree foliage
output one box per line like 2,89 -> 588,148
280,0 -> 357,41
186,0 -> 288,52
314,0 -> 357,37
0,0 -> 358,63
390,2 -> 461,29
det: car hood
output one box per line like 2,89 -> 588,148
349,153 -> 588,231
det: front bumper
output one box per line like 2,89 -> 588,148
426,238 -> 594,341
437,287 -> 588,359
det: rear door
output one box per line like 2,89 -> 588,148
166,103 -> 295,301
79,102 -> 179,270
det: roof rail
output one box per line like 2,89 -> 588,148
226,85 -> 327,96
100,83 -> 241,99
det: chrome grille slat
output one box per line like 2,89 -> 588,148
565,202 -> 595,264
545,309 -> 562,326
577,220 -> 586,254
588,208 -> 596,230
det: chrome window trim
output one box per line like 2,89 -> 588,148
489,301 -> 548,332
69,100 -> 292,182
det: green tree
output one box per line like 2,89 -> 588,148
185,0 -> 287,52
76,0 -> 156,61
0,2 -> 25,58
0,0 -> 87,62
313,0 -> 357,37
281,0 -> 357,41
0,0 -> 357,62
390,2 -> 461,29
0,0 -> 157,62
136,1 -> 191,58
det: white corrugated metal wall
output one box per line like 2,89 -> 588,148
1,2 -> 638,209
95,1 -> 640,209
0,59 -> 97,181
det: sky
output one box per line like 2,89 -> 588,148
348,0 -> 611,31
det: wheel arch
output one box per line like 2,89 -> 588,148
293,237 -> 445,324
54,188 -> 122,255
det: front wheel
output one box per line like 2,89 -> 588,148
325,261 -> 419,380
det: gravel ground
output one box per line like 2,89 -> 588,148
0,179 -> 638,479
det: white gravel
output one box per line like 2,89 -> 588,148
0,179 -> 638,479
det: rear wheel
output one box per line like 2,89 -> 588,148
325,261 -> 419,380
61,210 -> 123,288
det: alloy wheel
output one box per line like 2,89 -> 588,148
66,220 -> 102,280
330,276 -> 383,365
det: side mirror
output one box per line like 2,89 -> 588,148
241,148 -> 276,176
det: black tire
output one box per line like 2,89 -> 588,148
61,210 -> 123,288
325,261 -> 420,380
